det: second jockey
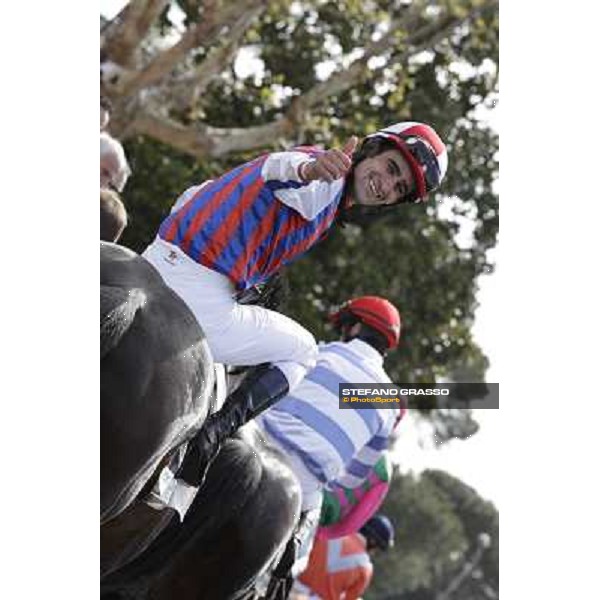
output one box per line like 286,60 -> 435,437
257,296 -> 404,514
258,297 -> 405,593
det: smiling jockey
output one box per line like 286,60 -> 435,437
143,122 -> 447,484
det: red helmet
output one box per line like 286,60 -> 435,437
329,296 -> 401,349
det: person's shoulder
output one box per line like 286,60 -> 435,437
380,367 -> 393,383
317,340 -> 355,361
318,340 -> 343,350
345,339 -> 386,363
347,531 -> 366,546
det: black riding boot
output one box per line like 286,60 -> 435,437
176,364 -> 289,488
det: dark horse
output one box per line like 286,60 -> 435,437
101,242 -> 301,599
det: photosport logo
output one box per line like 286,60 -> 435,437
338,383 -> 499,409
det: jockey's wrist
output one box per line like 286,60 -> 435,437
298,160 -> 314,183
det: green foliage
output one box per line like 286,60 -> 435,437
427,470 -> 499,592
119,136 -> 206,252
366,469 -> 499,599
117,0 -> 498,441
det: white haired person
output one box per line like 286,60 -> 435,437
100,131 -> 131,193
147,122 -> 448,486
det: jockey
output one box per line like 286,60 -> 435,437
257,296 -> 404,515
256,296 -> 403,596
294,514 -> 395,600
143,122 -> 447,484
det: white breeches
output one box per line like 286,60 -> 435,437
142,237 -> 318,391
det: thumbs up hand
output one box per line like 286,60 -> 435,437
299,136 -> 359,183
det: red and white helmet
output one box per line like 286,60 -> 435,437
367,121 -> 448,203
329,296 -> 401,349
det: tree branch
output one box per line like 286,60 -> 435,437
130,111 -> 293,157
287,0 -> 498,125
125,0 -> 498,159
285,12 -> 410,122
101,0 -> 170,67
436,541 -> 488,600
168,3 -> 266,111
405,0 -> 498,49
117,0 -> 266,99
